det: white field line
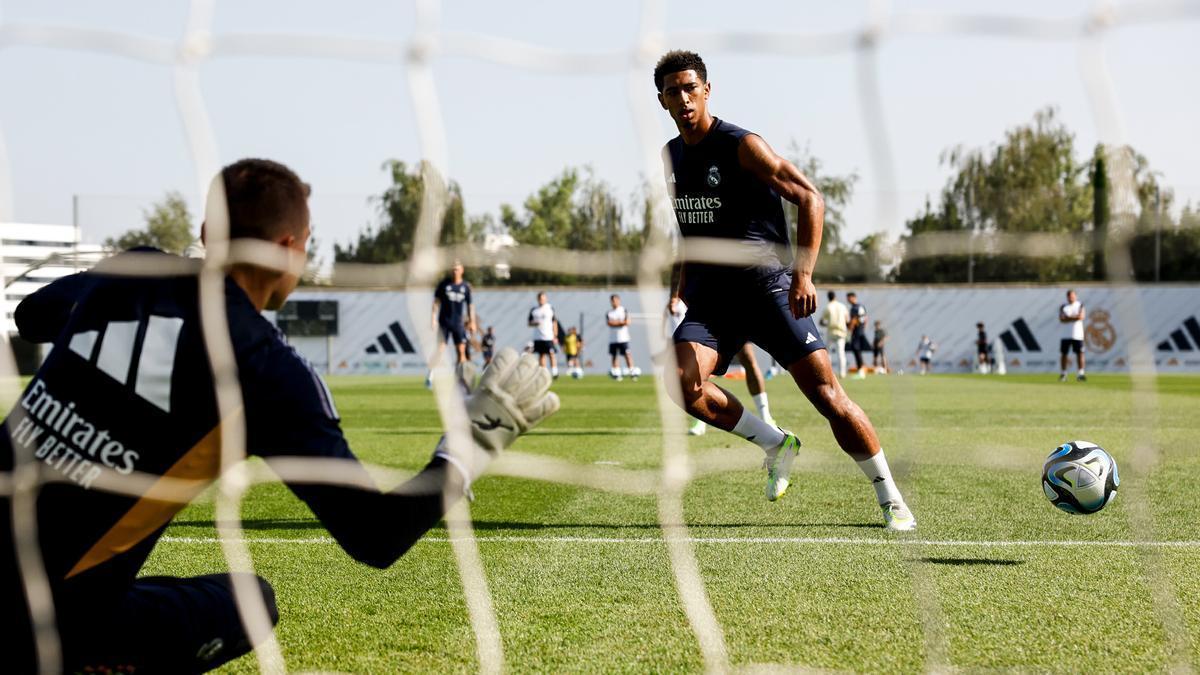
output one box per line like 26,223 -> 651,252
158,535 -> 1200,548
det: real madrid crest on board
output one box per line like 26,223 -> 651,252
707,165 -> 721,187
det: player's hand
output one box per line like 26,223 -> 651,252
788,273 -> 818,318
461,347 -> 559,453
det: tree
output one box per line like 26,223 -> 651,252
335,160 -> 468,264
502,168 -> 644,285
894,108 -> 1095,283
106,191 -> 194,254
783,143 -> 880,282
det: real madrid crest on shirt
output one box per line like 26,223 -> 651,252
707,165 -> 721,187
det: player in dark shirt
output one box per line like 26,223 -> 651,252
1,159 -> 558,672
976,322 -> 990,373
846,291 -> 868,378
427,261 -> 476,387
656,50 -> 914,530
481,326 -> 497,366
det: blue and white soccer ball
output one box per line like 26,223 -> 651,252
1041,441 -> 1119,515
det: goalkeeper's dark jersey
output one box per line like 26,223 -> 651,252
1,250 -> 452,635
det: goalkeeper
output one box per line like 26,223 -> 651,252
1,158 -> 559,673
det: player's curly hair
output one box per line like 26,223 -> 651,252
654,50 -> 706,91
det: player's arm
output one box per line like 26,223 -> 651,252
466,284 -> 478,333
668,262 -> 685,308
1078,305 -> 1085,322
737,134 -> 824,318
250,347 -> 558,569
14,271 -> 93,343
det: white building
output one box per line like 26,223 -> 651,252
1,222 -> 106,334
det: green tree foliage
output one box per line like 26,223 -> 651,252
334,160 -> 468,264
782,144 -> 883,282
894,108 -> 1094,283
106,191 -> 194,254
503,168 -> 644,285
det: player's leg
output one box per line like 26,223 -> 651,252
1076,342 -> 1086,381
786,351 -> 915,530
737,343 -> 774,426
624,348 -> 639,380
426,327 -> 449,388
609,343 -> 622,380
851,334 -> 865,378
676,298 -> 796,500
453,328 -> 468,364
672,335 -> 786,446
1059,340 -> 1070,381
835,337 -> 846,378
65,573 -> 279,673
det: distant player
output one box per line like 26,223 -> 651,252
656,50 -> 914,530
427,260 -> 476,388
1059,289 -> 1086,382
482,326 -> 497,366
975,322 -> 990,374
606,294 -> 640,381
528,291 -> 559,378
872,320 -> 888,374
1,159 -> 559,672
564,326 -> 584,378
846,291 -> 868,379
819,290 -> 849,378
916,335 -> 937,375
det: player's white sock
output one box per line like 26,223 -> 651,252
1078,368 -> 1085,375
731,407 -> 785,453
551,366 -> 559,377
857,451 -> 903,505
752,392 -> 770,420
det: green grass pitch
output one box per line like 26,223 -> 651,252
146,373 -> 1200,672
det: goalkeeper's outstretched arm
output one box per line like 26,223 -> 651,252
250,347 -> 558,569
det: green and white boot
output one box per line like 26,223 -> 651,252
881,501 -> 917,532
764,432 -> 801,501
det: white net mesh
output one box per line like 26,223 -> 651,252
2,1 -> 1198,672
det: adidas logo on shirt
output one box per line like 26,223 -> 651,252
998,318 -> 1041,353
67,316 -> 185,413
805,332 -> 817,345
1157,316 -> 1200,351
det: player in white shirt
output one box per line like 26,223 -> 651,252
1058,289 -> 1086,382
528,291 -> 559,378
819,291 -> 850,377
606,294 -> 640,381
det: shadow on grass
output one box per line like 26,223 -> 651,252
916,557 -> 1024,566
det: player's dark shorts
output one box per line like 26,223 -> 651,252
1060,338 -> 1084,355
12,573 -> 278,673
873,344 -> 885,357
674,270 -> 826,375
439,321 -> 467,346
483,349 -> 494,361
609,342 -> 629,357
533,339 -> 555,355
850,330 -> 869,352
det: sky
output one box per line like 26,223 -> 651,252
0,0 -> 1197,269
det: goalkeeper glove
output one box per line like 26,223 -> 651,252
434,347 -> 559,494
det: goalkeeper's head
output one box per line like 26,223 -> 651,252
202,158 -> 311,311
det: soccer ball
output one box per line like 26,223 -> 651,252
1041,441 -> 1119,514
